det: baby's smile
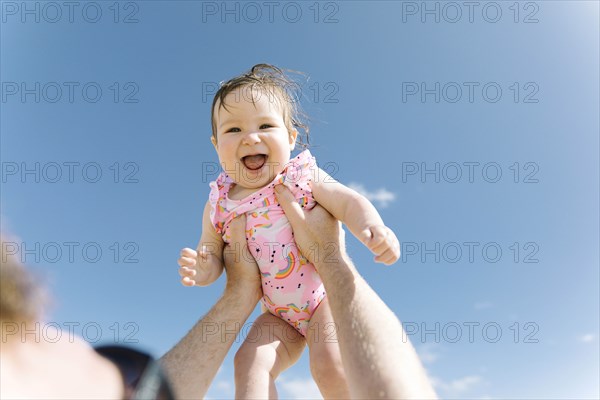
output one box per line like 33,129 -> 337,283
241,154 -> 268,171
211,83 -> 298,191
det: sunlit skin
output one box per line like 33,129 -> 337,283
181,87 -> 400,286
177,84 -> 401,399
166,198 -> 435,399
210,88 -> 297,198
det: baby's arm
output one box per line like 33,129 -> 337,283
310,168 -> 400,265
178,200 -> 225,287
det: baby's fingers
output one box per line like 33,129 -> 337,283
375,247 -> 399,265
365,226 -> 389,251
374,234 -> 400,265
178,266 -> 197,278
178,256 -> 196,268
181,276 -> 196,287
179,248 -> 198,266
179,266 -> 198,287
180,247 -> 197,259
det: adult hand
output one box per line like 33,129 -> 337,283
275,184 -> 437,399
274,184 -> 347,269
222,214 -> 262,302
161,215 -> 262,400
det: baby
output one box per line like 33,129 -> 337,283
178,64 -> 400,399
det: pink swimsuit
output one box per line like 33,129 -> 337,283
209,150 -> 325,336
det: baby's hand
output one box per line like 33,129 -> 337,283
177,246 -> 222,286
359,225 -> 400,265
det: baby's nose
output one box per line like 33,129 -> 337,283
242,131 -> 261,144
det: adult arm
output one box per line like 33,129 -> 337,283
160,215 -> 262,399
275,185 -> 437,399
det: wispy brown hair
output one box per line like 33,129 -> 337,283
210,64 -> 310,148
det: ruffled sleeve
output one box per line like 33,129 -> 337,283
280,150 -> 317,191
277,149 -> 317,209
208,150 -> 318,238
208,172 -> 232,235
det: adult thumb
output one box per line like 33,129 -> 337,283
274,185 -> 305,227
229,214 -> 247,242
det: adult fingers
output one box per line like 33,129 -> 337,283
228,213 -> 247,243
274,185 -> 306,229
224,214 -> 250,267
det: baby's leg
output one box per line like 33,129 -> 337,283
234,312 -> 306,399
306,297 -> 351,399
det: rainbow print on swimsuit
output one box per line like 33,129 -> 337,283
208,150 -> 327,336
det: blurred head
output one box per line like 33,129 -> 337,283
0,236 -> 44,324
0,234 -> 125,400
210,64 -> 310,189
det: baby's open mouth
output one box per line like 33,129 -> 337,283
242,154 -> 267,171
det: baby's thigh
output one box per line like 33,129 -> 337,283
236,312 -> 306,373
305,298 -> 350,398
305,297 -> 343,363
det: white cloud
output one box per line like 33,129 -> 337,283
206,378 -> 234,399
451,375 -> 482,392
416,343 -> 441,364
347,182 -> 396,208
432,374 -> 483,397
206,367 -> 234,399
215,380 -> 233,392
279,377 -> 322,399
474,301 -> 493,310
578,333 -> 596,343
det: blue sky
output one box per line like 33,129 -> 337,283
1,1 -> 598,398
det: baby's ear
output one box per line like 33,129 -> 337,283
289,129 -> 298,150
211,135 -> 218,149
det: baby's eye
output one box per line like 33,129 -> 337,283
226,127 -> 241,133
260,124 -> 273,129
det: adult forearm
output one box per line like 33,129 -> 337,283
160,288 -> 259,399
318,257 -> 437,399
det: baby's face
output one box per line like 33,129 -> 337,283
212,87 -> 297,190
